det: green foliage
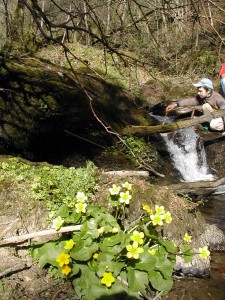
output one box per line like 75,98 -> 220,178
0,157 -> 97,212
121,135 -> 156,166
1,158 -> 209,298
29,182 -> 210,300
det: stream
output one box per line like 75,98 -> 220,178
161,127 -> 225,300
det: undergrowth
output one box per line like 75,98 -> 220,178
0,157 -> 97,213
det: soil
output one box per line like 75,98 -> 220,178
0,179 -> 76,299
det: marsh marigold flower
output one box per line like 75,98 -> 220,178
142,204 -> 152,214
155,205 -> 165,215
126,242 -> 144,259
93,253 -> 99,260
75,202 -> 87,213
98,227 -> 105,234
52,216 -> 64,231
122,181 -> 132,190
109,184 -> 121,195
56,252 -> 70,267
64,239 -> 75,250
183,233 -> 192,243
198,246 -> 210,259
150,214 -> 164,226
130,230 -> 144,245
76,191 -> 87,203
164,211 -> 172,224
119,191 -> 132,204
101,272 -> 115,288
61,265 -> 72,276
112,227 -> 119,233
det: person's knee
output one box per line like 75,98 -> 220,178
210,118 -> 224,131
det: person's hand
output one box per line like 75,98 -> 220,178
166,102 -> 177,112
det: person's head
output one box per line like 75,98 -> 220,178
193,78 -> 213,98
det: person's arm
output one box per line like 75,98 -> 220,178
166,102 -> 179,112
166,97 -> 197,112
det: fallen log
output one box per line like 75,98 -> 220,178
166,176 -> 225,196
0,225 -> 81,246
122,109 -> 225,135
103,170 -> 149,177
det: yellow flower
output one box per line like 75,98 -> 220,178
76,191 -> 87,203
183,233 -> 192,243
199,246 -> 210,259
142,204 -> 152,214
61,265 -> 72,276
56,252 -> 70,267
119,191 -> 132,204
98,227 -> 105,234
109,184 -> 121,195
155,205 -> 165,215
112,227 -> 119,233
64,239 -> 75,250
122,181 -> 132,190
101,272 -> 115,288
130,230 -> 144,245
93,253 -> 99,260
126,242 -> 144,259
52,216 -> 64,230
164,211 -> 172,224
150,214 -> 164,226
75,202 -> 87,213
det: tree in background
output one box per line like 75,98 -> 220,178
1,0 -> 225,76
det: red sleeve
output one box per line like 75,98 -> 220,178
219,63 -> 225,77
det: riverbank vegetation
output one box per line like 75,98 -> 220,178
0,156 -> 210,299
0,1 -> 225,299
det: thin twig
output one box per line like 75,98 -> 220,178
64,130 -> 106,149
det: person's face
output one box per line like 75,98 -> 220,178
197,86 -> 211,98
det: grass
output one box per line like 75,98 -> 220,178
35,42 -> 151,94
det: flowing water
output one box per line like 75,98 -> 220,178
161,126 -> 225,300
161,127 -> 214,182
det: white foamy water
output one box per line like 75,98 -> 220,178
161,127 -> 214,182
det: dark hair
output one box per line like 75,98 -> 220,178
202,86 -> 211,92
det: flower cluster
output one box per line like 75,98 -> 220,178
55,239 -> 75,276
126,230 -> 144,259
109,181 -> 132,205
75,191 -> 87,213
143,204 -> 172,226
182,233 -> 210,259
33,184 -> 212,300
56,252 -> 72,275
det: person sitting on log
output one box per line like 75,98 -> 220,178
166,78 -> 225,132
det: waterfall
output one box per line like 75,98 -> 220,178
161,127 -> 214,182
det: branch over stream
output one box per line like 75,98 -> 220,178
122,109 -> 225,135
166,176 -> 225,196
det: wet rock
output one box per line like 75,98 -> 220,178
174,224 -> 225,278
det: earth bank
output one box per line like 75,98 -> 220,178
0,154 -> 224,299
